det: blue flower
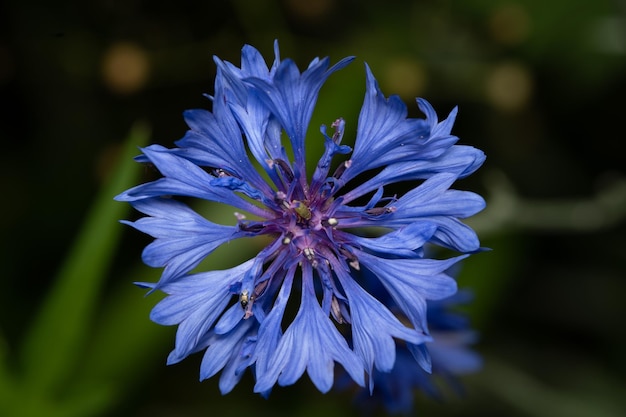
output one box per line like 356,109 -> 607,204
116,41 -> 486,395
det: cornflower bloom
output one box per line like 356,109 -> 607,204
116,41 -> 486,396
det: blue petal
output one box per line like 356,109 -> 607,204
342,145 -> 486,204
417,97 -> 456,141
390,173 -> 486,219
114,145 -> 273,218
406,342 -> 432,373
343,65 -> 469,185
429,331 -> 482,374
342,222 -> 438,258
226,90 -> 283,185
427,216 -> 482,252
245,55 -> 354,175
150,259 -> 254,361
174,92 -> 272,194
341,173 -> 485,252
199,318 -> 257,394
251,267 -> 294,388
254,264 -> 364,393
122,199 -> 246,286
214,302 -> 245,335
335,266 -> 431,385
356,251 -> 464,333
215,44 -> 286,185
216,41 -> 280,98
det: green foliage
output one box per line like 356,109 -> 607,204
1,124 -> 151,417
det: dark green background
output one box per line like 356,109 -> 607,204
1,0 -> 625,416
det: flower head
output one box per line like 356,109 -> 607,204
116,41 -> 486,395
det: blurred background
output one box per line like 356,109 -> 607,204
1,0 -> 625,416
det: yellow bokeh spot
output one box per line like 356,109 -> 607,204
101,42 -> 150,95
383,58 -> 427,100
485,61 -> 533,112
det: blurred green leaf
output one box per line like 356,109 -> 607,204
75,267 -> 166,400
17,123 -> 151,402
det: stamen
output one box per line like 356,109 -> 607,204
349,259 -> 360,270
323,217 -> 338,227
303,247 -> 315,261
275,191 -> 291,211
339,247 -> 360,271
273,158 -> 294,182
321,196 -> 335,211
331,296 -> 345,324
330,118 -> 345,144
364,206 -> 395,216
213,168 -> 230,178
332,159 -> 352,180
239,222 -> 264,233
253,279 -> 269,299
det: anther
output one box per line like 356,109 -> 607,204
332,160 -> 352,180
331,296 -> 345,324
239,222 -> 264,233
331,118 -> 345,144
321,196 -> 335,211
339,247 -> 360,271
322,217 -> 338,227
213,168 -> 230,178
365,206 -> 395,216
303,247 -> 315,261
349,259 -> 360,270
273,158 -> 294,182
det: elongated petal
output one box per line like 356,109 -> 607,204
341,222 -> 437,258
149,259 -> 254,361
216,44 -> 286,184
115,146 -> 274,217
170,66 -> 272,194
250,268 -> 294,384
254,264 -> 364,393
429,331 -> 482,374
357,251 -> 463,333
335,266 -> 430,386
391,174 -> 486,219
199,318 -> 258,394
340,174 -> 485,252
346,65 -> 429,180
122,199 -> 245,286
428,216 -> 482,252
245,55 -> 354,173
342,145 -> 486,204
